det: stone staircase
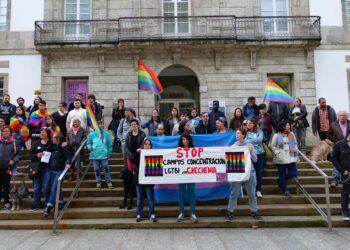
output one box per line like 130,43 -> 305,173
0,151 -> 348,230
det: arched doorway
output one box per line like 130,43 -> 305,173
158,65 -> 200,120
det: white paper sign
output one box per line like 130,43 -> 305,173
139,146 -> 251,185
41,151 -> 51,163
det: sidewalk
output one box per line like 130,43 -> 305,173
0,228 -> 349,250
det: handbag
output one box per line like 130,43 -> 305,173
263,143 -> 273,160
127,158 -> 137,172
27,162 -> 41,179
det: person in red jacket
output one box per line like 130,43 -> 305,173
255,104 -> 276,145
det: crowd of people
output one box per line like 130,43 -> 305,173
0,93 -> 349,221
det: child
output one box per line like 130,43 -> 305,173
86,120 -> 113,189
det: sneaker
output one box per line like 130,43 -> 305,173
284,191 -> 292,198
108,183 -> 114,189
225,211 -> 234,222
150,214 -> 157,223
177,213 -> 185,222
3,203 -> 11,210
251,212 -> 263,221
29,205 -> 40,211
190,214 -> 198,223
43,205 -> 53,217
256,191 -> 263,198
136,215 -> 142,222
58,203 -> 64,210
343,216 -> 350,222
12,170 -> 23,176
96,183 -> 102,190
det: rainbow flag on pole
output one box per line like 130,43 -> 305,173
263,78 -> 296,104
138,60 -> 163,98
84,97 -> 101,138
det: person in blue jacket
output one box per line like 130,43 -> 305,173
87,120 -> 113,189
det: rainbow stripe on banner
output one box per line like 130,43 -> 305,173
84,97 -> 101,138
144,155 -> 164,177
263,78 -> 296,104
138,60 -> 163,98
225,152 -> 245,173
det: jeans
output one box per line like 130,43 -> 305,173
33,166 -> 51,207
263,132 -> 272,145
136,185 -> 155,217
276,163 -> 298,192
254,153 -> 266,192
92,159 -> 111,184
319,131 -> 328,141
121,143 -> 128,170
112,129 -> 120,152
0,168 -> 11,204
293,127 -> 306,154
332,167 -> 341,184
47,171 -> 64,207
227,169 -> 257,213
341,179 -> 350,216
178,183 -> 196,215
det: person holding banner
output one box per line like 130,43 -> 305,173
177,133 -> 198,223
134,139 -> 157,223
225,128 -> 262,221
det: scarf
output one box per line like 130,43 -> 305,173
28,109 -> 50,128
9,116 -> 24,133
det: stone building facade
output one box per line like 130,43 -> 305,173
35,0 -> 322,143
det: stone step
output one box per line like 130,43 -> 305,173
0,215 -> 345,230
10,176 -> 335,189
0,204 -> 342,220
13,194 -> 342,209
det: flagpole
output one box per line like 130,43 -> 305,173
137,88 -> 140,118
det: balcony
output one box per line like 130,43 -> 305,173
34,16 -> 321,47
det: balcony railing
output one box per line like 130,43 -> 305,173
34,16 -> 321,46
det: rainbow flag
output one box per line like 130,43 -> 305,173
138,60 -> 163,98
9,117 -> 23,133
263,78 -> 296,104
84,97 -> 101,138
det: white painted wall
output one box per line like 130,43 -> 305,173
0,55 -> 42,106
309,0 -> 343,26
314,50 -> 350,113
10,0 -> 44,31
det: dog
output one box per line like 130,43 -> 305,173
9,181 -> 30,211
119,168 -> 135,210
309,139 -> 334,162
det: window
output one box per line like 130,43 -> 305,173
163,0 -> 189,34
267,74 -> 292,94
261,0 -> 288,32
346,0 -> 350,25
0,77 -> 4,102
65,0 -> 91,36
0,0 -> 7,31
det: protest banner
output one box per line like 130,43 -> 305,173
139,146 -> 251,185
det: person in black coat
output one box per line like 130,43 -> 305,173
88,94 -> 103,121
52,102 -> 68,138
43,133 -> 72,217
0,94 -> 16,125
196,112 -> 215,134
110,98 -> 125,152
209,100 -> 227,128
331,129 -> 350,221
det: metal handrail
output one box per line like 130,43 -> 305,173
295,150 -> 332,231
53,138 -> 88,234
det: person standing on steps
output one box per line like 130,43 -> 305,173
176,133 -> 198,223
312,97 -> 336,141
86,120 -> 113,190
331,128 -> 350,221
225,128 -> 262,222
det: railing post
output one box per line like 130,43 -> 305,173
53,179 -> 62,235
76,152 -> 80,198
324,176 -> 333,231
